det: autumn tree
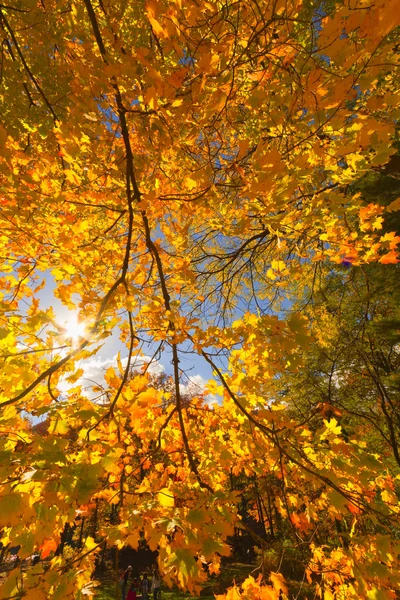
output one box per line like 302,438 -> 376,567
1,0 -> 400,598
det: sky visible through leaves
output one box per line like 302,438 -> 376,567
1,0 -> 400,598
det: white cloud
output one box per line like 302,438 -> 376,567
59,353 -> 165,400
180,373 -> 207,394
58,352 -> 220,407
180,374 -> 219,406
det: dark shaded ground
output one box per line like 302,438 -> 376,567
93,562 -> 315,600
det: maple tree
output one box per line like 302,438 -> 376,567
1,0 -> 400,598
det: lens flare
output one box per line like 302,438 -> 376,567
62,312 -> 87,344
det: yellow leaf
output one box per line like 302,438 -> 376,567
323,418 -> 342,435
85,536 -> 97,550
185,177 -> 196,190
157,487 -> 174,507
269,572 -> 288,595
387,197 -> 400,212
126,531 -> 140,549
24,588 -> 48,600
48,417 -> 68,435
148,16 -> 165,38
137,389 -> 157,406
145,86 -> 158,110
65,169 -> 81,185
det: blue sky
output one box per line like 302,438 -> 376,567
35,270 -> 215,395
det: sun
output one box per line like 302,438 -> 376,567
61,311 -> 87,344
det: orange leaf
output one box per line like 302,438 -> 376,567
379,250 -> 399,264
387,197 -> 400,212
40,538 -> 58,559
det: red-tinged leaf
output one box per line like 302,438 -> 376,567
379,250 -> 399,264
40,539 -> 58,559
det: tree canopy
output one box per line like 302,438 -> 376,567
0,0 -> 400,598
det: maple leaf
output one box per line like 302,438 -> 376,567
386,197 -> 400,212
380,232 -> 400,249
1,0 -> 400,597
157,487 -> 175,507
269,572 -> 288,595
379,250 -> 399,264
40,539 -> 58,559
